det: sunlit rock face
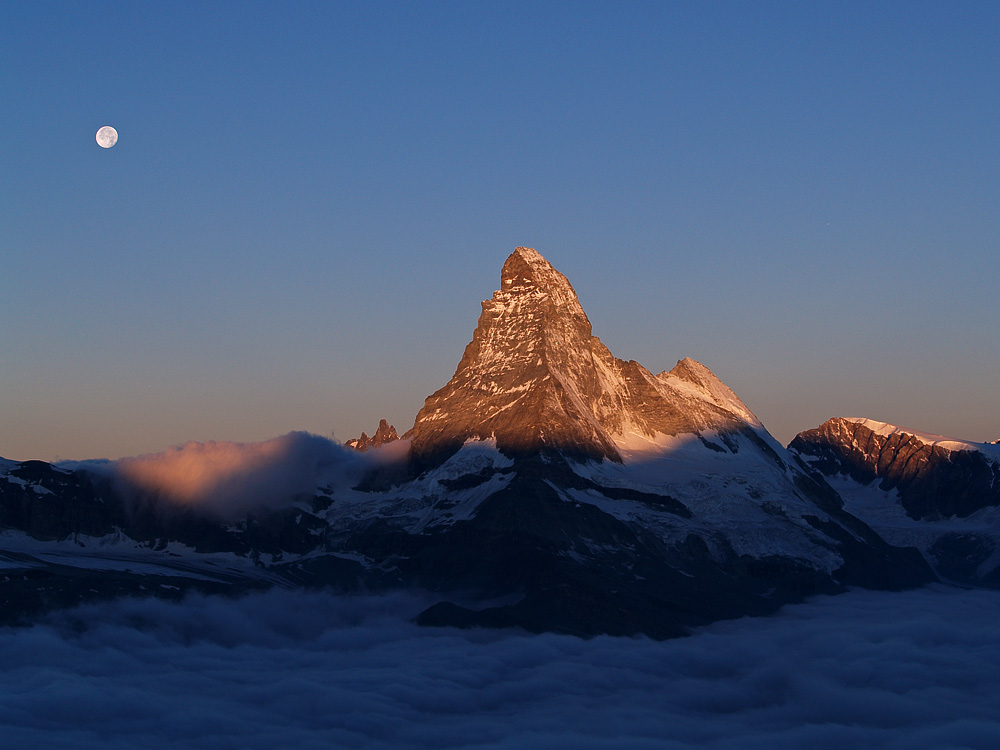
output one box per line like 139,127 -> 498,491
409,247 -> 759,465
790,418 -> 1000,588
346,419 -> 399,452
791,418 -> 1000,520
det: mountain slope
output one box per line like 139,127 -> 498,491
791,418 -> 1000,520
0,249 -> 938,636
791,417 -> 1000,587
357,249 -> 934,631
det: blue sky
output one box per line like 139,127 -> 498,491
2,1 -> 998,460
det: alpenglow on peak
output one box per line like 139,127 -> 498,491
408,247 -> 763,466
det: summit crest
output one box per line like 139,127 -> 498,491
409,247 -> 760,465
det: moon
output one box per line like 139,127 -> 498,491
96,126 -> 118,149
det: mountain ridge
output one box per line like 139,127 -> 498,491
0,248 -> 946,636
790,416 -> 1000,588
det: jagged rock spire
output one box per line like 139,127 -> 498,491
409,247 -> 759,465
346,419 -> 399,452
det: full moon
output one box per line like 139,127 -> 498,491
96,126 -> 118,148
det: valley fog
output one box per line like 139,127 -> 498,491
2,586 -> 997,749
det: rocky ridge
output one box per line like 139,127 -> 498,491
791,417 -> 1000,520
346,419 -> 400,452
790,417 -> 1000,588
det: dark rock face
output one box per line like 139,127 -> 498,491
346,419 -> 399,452
0,558 -> 267,628
339,450 -> 934,637
0,462 -> 330,558
0,457 -> 342,626
0,442 -> 937,636
927,533 -> 996,585
0,461 -> 120,540
791,418 -> 1000,520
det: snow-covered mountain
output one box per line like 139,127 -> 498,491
0,249 -> 937,636
791,417 -> 1000,587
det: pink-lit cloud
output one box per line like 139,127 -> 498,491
112,432 -> 356,516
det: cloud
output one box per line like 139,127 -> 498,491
0,586 -> 998,749
109,431 -> 360,517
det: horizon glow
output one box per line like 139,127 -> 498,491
2,2 -> 998,461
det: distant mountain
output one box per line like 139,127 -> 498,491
346,419 -> 400,451
790,417 -> 1000,521
791,417 -> 1000,587
0,249 -> 936,636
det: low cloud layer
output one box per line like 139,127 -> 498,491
109,431 -> 359,516
1,586 -> 998,749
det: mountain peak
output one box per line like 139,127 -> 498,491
791,416 -> 1000,521
503,246 -> 554,275
504,245 -> 546,271
669,357 -> 716,384
501,246 -> 563,285
497,247 -> 592,331
346,419 -> 399,452
408,248 -> 759,466
664,358 -> 761,427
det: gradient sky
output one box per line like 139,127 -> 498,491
2,1 -> 998,461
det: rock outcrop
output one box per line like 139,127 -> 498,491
791,417 -> 1000,520
346,419 -> 399,452
790,417 -> 1000,588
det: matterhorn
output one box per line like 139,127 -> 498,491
0,247 -> 935,637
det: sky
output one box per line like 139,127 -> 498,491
2,1 -> 998,461
1,586 -> 999,748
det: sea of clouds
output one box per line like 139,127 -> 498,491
1,585 -> 998,749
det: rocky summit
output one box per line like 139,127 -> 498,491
346,419 -> 400,452
410,247 -> 761,466
0,248 -> 943,636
